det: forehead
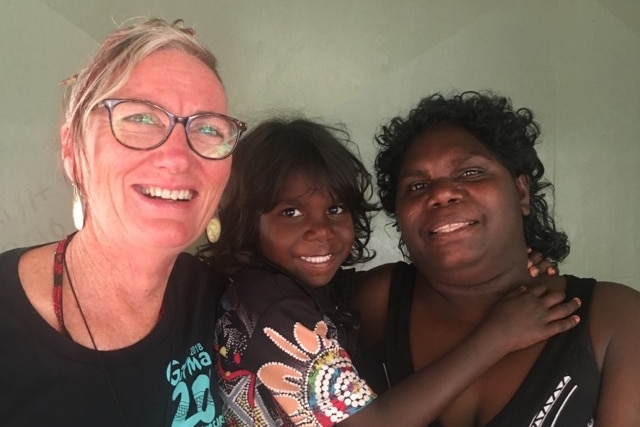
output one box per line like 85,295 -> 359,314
278,170 -> 334,200
402,126 -> 498,168
112,49 -> 227,115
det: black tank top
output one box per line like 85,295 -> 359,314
355,262 -> 599,427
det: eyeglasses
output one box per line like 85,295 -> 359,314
100,99 -> 247,160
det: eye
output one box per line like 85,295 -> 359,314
195,123 -> 222,137
328,204 -> 347,215
460,169 -> 483,178
190,116 -> 230,141
409,181 -> 428,192
124,113 -> 161,126
281,207 -> 302,218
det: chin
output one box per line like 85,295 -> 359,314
132,225 -> 199,252
298,273 -> 333,288
418,252 -> 479,273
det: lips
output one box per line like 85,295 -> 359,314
136,185 -> 194,201
300,254 -> 333,264
430,221 -> 477,234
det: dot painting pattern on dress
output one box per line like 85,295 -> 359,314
258,321 -> 374,426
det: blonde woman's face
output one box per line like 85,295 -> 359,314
79,49 -> 232,251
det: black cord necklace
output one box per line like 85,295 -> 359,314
60,234 -> 129,427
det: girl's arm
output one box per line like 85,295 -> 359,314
219,268 -> 579,427
340,285 -> 580,426
353,249 -> 558,351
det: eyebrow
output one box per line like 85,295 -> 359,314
398,152 -> 493,180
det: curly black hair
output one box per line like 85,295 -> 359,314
375,91 -> 569,262
199,117 -> 379,275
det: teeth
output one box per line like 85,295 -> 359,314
301,254 -> 332,264
433,222 -> 472,233
140,186 -> 193,201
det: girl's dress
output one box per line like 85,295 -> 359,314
215,260 -> 375,427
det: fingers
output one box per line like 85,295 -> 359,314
545,297 -> 581,321
524,284 -> 549,298
506,284 -> 552,298
481,287 -> 582,352
525,296 -> 581,343
503,285 -> 529,299
544,263 -> 559,276
539,289 -> 567,307
527,249 -> 542,269
544,314 -> 581,336
526,248 -> 559,277
528,261 -> 558,277
516,286 -> 570,309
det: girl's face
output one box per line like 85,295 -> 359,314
258,170 -> 355,288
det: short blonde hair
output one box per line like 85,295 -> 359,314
62,17 -> 221,183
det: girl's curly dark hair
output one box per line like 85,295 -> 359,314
375,91 -> 569,261
199,117 -> 378,275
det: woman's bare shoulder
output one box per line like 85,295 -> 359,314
353,263 -> 397,305
588,280 -> 640,424
352,263 -> 397,348
588,280 -> 640,364
591,280 -> 640,324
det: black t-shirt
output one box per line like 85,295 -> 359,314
0,246 -> 227,427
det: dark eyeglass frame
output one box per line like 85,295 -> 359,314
100,98 -> 247,160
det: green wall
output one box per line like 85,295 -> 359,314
2,0 -> 638,288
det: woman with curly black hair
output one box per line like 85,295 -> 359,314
375,91 -> 568,262
354,91 -> 640,426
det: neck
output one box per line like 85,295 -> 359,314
413,257 -> 534,320
62,230 -> 178,350
69,229 -> 178,300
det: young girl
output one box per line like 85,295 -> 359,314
201,118 -> 579,426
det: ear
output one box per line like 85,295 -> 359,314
515,174 -> 531,216
60,123 -> 76,182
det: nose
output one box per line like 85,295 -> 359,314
154,123 -> 192,172
303,216 -> 335,242
426,179 -> 464,209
